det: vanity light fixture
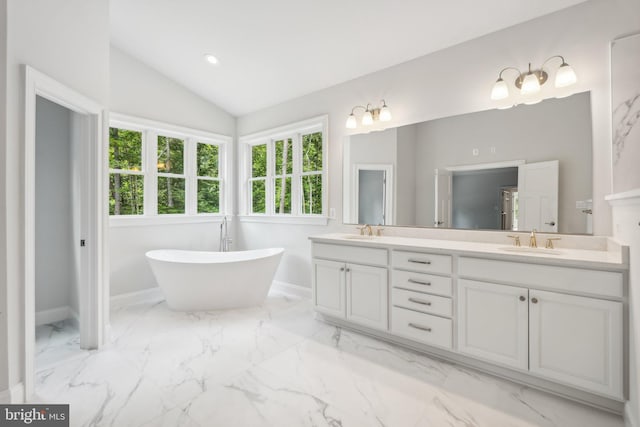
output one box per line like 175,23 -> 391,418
490,55 -> 577,102
345,100 -> 392,129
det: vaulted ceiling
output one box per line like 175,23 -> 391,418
110,0 -> 588,116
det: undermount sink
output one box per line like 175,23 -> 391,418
498,246 -> 564,256
343,235 -> 376,240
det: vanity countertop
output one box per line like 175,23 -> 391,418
309,233 -> 628,271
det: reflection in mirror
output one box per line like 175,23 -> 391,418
343,91 -> 593,234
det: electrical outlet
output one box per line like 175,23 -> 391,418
329,208 -> 336,219
490,146 -> 496,154
472,148 -> 479,156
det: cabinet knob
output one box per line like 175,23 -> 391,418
519,296 -> 526,302
345,268 -> 350,273
531,297 -> 538,304
339,267 -> 345,272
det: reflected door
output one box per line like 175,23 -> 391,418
434,169 -> 452,228
517,160 -> 559,232
357,169 -> 386,225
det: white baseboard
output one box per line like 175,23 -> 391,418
1,383 -> 25,404
110,287 -> 164,309
35,306 -> 73,326
626,402 -> 639,427
271,281 -> 312,299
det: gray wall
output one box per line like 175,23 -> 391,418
396,125 -> 417,225
452,168 -> 518,230
414,92 -> 593,234
35,97 -> 76,315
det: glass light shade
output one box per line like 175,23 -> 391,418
555,63 -> 577,88
379,105 -> 392,121
362,110 -> 374,126
345,114 -> 357,129
491,78 -> 509,101
520,72 -> 541,95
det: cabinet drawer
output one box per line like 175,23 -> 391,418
392,270 -> 453,297
458,257 -> 623,298
313,243 -> 387,266
392,250 -> 452,275
391,307 -> 452,349
392,288 -> 452,318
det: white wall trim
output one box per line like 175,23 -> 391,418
606,188 -> 640,205
271,281 -> 312,299
445,159 -> 525,172
237,215 -> 328,226
110,214 -> 232,228
110,112 -> 232,143
110,287 -> 164,309
23,65 -> 107,401
35,306 -> 74,326
626,402 -> 639,427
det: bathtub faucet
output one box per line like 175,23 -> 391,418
219,216 -> 233,252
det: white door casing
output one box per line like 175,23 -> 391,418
434,168 -> 451,228
24,66 -> 107,400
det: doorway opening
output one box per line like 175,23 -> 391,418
34,96 -> 84,370
24,66 -> 107,400
354,164 -> 393,225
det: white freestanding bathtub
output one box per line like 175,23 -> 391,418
145,248 -> 284,311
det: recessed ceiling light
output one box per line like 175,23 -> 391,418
204,54 -> 219,65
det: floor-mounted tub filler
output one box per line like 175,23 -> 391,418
145,248 -> 284,311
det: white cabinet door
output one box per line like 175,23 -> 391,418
529,290 -> 623,398
458,279 -> 529,370
313,259 -> 346,318
346,263 -> 388,330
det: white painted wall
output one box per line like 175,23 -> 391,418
3,0 -> 110,398
236,0 -> 640,289
35,97 -> 74,314
109,46 -> 236,297
610,197 -> 640,427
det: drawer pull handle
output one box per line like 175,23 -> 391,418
408,297 -> 432,306
408,323 -> 432,332
408,279 -> 431,286
408,259 -> 431,265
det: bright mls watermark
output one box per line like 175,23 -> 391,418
1,405 -> 69,426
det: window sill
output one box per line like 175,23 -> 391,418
237,215 -> 329,226
109,214 -> 231,228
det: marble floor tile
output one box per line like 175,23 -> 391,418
33,289 -> 624,427
35,319 -> 84,370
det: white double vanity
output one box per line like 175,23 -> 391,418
309,231 -> 629,412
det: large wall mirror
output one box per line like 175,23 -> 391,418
343,91 -> 593,234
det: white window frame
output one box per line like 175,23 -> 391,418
109,113 -> 232,226
239,115 -> 328,225
108,123 -> 146,216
